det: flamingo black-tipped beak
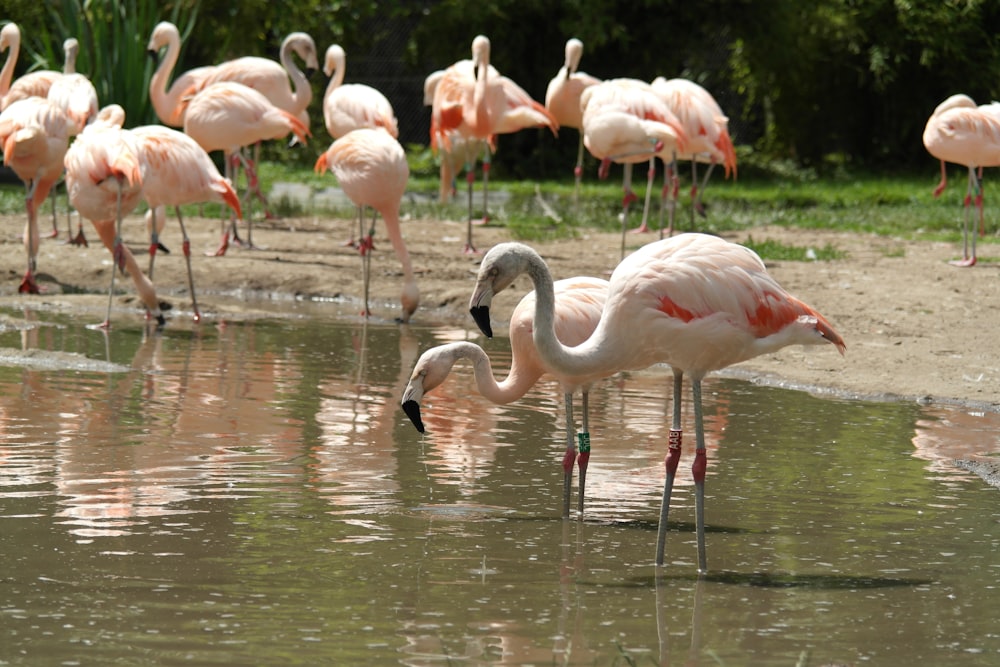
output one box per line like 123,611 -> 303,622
469,306 -> 493,338
401,400 -> 425,433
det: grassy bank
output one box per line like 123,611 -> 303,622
2,159 -> 994,264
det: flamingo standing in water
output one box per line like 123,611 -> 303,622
314,127 -> 418,322
468,233 -> 845,571
430,34 -> 558,253
0,96 -> 71,293
545,37 -> 600,204
131,124 -> 243,321
402,276 -> 608,516
922,93 -> 1000,266
63,115 -> 165,327
183,81 -> 309,250
646,77 -> 737,237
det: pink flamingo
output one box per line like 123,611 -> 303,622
646,77 -> 737,236
322,44 -> 398,139
423,68 -> 486,205
922,93 -> 1000,267
0,96 -> 71,293
580,78 -> 687,258
430,34 -> 559,253
146,21 -> 216,127
322,43 -> 399,246
545,37 -> 600,203
63,116 -> 164,327
199,31 -> 319,216
130,124 -> 243,321
314,127 -> 418,322
0,23 -> 65,111
183,81 -> 309,250
402,276 -> 608,516
469,233 -> 845,570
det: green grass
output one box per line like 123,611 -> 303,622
5,158 -> 994,264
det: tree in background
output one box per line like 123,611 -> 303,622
4,0 -> 999,175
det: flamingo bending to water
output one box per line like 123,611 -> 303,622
468,234 -> 845,570
63,116 -> 164,327
131,124 -> 243,320
402,276 -> 608,516
314,127 -> 417,322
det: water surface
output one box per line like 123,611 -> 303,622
0,301 -> 998,665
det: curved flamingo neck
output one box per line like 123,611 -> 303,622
519,248 -> 623,381
324,53 -> 345,103
0,28 -> 20,99
149,29 -> 182,125
449,342 -> 544,404
280,37 -> 311,115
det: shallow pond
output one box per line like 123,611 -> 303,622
0,300 -> 998,665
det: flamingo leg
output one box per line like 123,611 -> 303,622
174,208 -> 201,322
46,187 -> 60,239
577,390 -> 591,517
19,180 -> 41,294
463,160 -> 477,254
657,154 -> 678,240
951,167 -> 979,267
573,132 -> 585,207
619,163 -> 636,260
102,181 -> 125,329
562,391 -> 576,518
630,156 -> 656,234
233,151 -> 262,250
211,155 -> 235,256
656,368 -> 684,566
358,206 -> 373,317
477,149 -> 491,226
691,377 -> 708,574
148,206 -> 160,280
692,160 -> 716,221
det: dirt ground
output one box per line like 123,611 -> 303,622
1,207 -> 998,413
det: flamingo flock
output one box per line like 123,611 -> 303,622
1,19 -> 875,571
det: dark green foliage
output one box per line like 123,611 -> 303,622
3,0 -> 998,174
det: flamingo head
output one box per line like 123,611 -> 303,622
469,242 -> 544,338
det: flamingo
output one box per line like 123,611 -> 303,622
646,77 -> 737,236
430,34 -> 559,253
544,37 -> 600,203
0,23 -> 22,105
468,234 -> 845,570
183,81 -> 309,251
0,96 -> 72,293
0,23 -> 63,111
314,127 -> 418,322
402,276 -> 608,516
322,43 -> 399,247
63,115 -> 165,327
146,21 -> 216,127
200,31 -> 319,216
130,124 -> 243,321
580,78 -> 687,258
922,93 -> 1000,267
423,68 -> 486,205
